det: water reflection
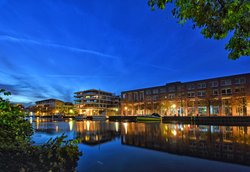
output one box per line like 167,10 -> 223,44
121,123 -> 250,166
33,119 -> 250,166
74,120 -> 120,145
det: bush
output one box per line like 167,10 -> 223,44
0,89 -> 81,171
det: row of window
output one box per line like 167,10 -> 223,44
124,87 -> 245,101
124,105 -> 247,116
188,78 -> 246,90
171,88 -> 242,99
127,78 -> 246,96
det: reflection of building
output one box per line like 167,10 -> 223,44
74,89 -> 120,116
75,121 -> 119,145
34,99 -> 75,116
121,73 -> 250,116
121,123 -> 250,166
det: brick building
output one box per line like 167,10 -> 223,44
121,73 -> 250,116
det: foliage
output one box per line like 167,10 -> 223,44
0,89 -> 33,148
0,89 -> 81,171
148,0 -> 250,59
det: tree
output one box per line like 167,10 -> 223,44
148,0 -> 250,59
0,89 -> 81,171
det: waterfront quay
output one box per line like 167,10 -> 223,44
35,115 -> 250,126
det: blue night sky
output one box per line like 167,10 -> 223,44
0,0 -> 249,105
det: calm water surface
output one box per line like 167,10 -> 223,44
32,119 -> 250,172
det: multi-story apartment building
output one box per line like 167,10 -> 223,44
121,73 -> 250,116
34,99 -> 75,116
74,89 -> 120,116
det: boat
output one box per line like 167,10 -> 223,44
137,113 -> 161,121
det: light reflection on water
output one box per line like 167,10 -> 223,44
32,119 -> 250,171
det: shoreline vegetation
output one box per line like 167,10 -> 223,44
0,89 -> 81,172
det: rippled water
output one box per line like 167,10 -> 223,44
32,119 -> 250,172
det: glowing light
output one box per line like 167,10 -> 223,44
56,126 -> 58,132
123,122 -> 128,134
36,117 -> 40,129
165,125 -> 168,130
115,122 -> 119,132
115,108 -> 118,112
172,104 -> 176,108
85,135 -> 90,141
172,129 -> 177,136
86,120 -> 90,131
124,107 -> 128,110
69,109 -> 74,114
69,120 -> 73,131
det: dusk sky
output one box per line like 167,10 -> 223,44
0,0 -> 249,105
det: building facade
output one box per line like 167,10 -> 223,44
74,89 -> 120,116
34,99 -> 75,116
121,73 -> 250,116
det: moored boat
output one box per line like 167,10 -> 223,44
137,113 -> 161,121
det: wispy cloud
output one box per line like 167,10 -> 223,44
136,62 -> 178,72
46,74 -> 115,78
0,34 -> 118,59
